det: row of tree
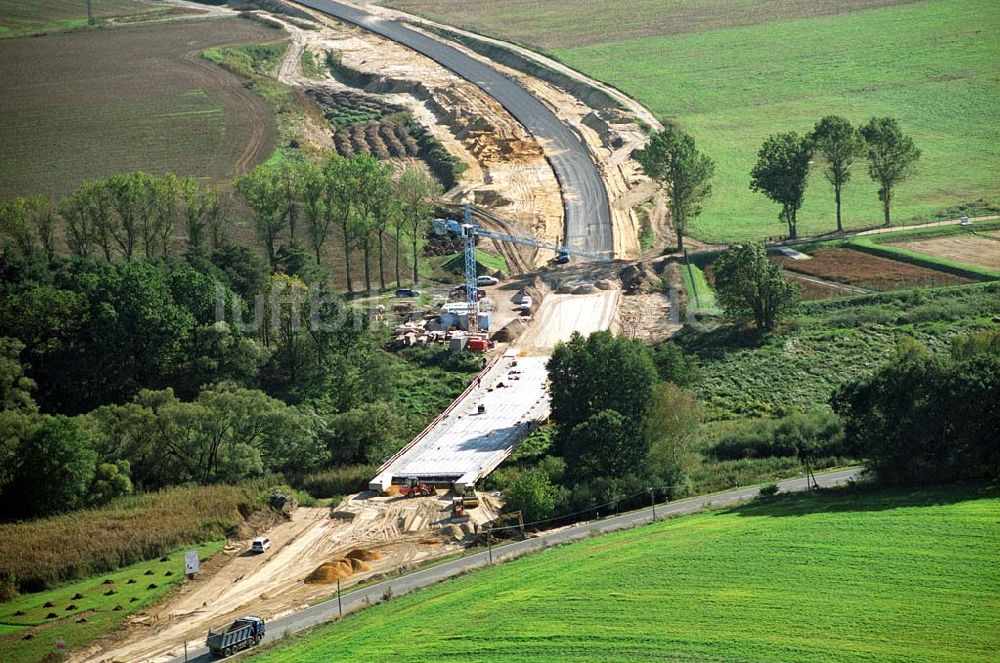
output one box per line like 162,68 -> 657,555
235,155 -> 441,291
0,156 -> 443,293
1,173 -> 224,264
637,116 -> 921,247
751,116 -> 920,238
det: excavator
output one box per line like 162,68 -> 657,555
398,476 -> 434,498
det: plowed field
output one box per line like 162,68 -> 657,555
774,248 -> 973,291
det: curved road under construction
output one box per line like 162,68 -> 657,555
295,0 -> 614,255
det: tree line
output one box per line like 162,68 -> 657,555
637,115 -> 921,247
0,155 -> 442,292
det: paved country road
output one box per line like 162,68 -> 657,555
293,0 -> 613,255
165,467 -> 861,662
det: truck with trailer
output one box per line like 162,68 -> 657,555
206,615 -> 265,657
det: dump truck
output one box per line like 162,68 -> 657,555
206,615 -> 265,657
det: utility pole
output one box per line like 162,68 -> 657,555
336,579 -> 342,617
648,488 -> 656,522
486,527 -> 493,564
86,0 -> 94,25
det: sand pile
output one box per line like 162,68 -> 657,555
304,558 -> 353,584
345,548 -> 382,562
382,485 -> 401,497
306,549 -> 382,584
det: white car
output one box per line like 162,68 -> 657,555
250,537 -> 271,553
518,295 -> 533,311
477,276 -> 499,286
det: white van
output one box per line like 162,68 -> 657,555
250,537 -> 271,553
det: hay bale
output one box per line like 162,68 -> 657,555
43,601 -> 54,608
65,604 -> 76,611
45,612 -> 57,619
72,593 -> 84,599
345,549 -> 382,562
144,570 -> 154,576
127,579 -> 136,585
147,583 -> 158,590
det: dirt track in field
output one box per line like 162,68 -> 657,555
889,234 -> 1000,271
0,16 -> 279,199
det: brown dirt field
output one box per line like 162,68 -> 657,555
889,235 -> 1000,271
774,248 -> 974,291
380,0 -> 921,49
0,16 -> 280,200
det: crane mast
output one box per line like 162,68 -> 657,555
432,205 -> 612,334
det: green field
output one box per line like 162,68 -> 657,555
0,0 -> 169,37
250,484 -> 1000,662
681,282 -> 1000,419
385,0 -> 1000,243
0,541 -> 222,663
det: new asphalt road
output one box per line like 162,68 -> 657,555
294,0 -> 614,255
166,467 -> 861,662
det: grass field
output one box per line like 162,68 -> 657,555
249,483 -> 1000,662
680,283 -> 1000,419
384,0 -> 1000,243
0,16 -> 280,200
0,541 -> 222,663
0,0 -> 178,38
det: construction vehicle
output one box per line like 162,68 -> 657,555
451,497 -> 465,518
398,476 -> 434,498
432,206 -> 612,333
206,615 -> 265,658
461,485 -> 480,509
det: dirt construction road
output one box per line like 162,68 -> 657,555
78,493 -> 498,663
295,0 -> 614,255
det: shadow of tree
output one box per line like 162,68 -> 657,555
730,481 -> 998,519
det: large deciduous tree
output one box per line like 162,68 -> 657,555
636,125 -> 715,252
547,330 -> 658,458
859,117 -> 920,227
396,167 -> 441,284
749,132 -> 813,239
713,242 -> 799,332
809,116 -> 865,232
236,164 -> 287,269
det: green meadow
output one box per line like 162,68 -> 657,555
0,541 -> 222,662
554,0 -> 1000,241
250,484 -> 1000,662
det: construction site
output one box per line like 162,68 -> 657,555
65,2 -> 682,661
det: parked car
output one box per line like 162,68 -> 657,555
518,294 -> 533,311
395,288 -> 421,297
477,275 -> 500,286
250,537 -> 271,553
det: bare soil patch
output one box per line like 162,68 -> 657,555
0,16 -> 279,199
773,248 -> 973,291
889,235 -> 1000,271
